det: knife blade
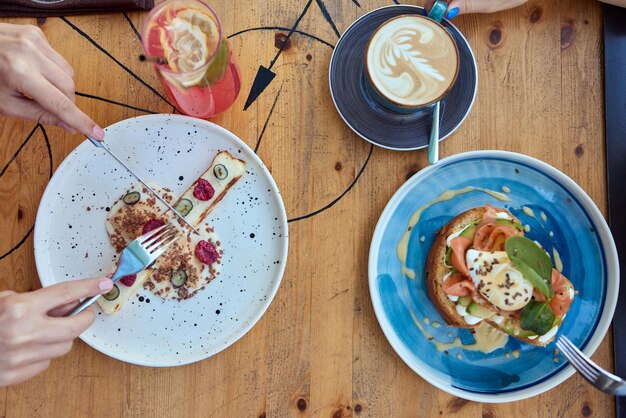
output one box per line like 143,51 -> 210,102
88,137 -> 200,235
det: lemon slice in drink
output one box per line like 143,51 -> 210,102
161,8 -> 222,88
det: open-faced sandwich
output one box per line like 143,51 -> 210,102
98,150 -> 246,314
426,204 -> 575,346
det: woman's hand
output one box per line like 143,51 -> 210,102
425,0 -> 529,18
0,23 -> 104,140
0,277 -> 113,387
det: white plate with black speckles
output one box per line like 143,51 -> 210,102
34,114 -> 289,366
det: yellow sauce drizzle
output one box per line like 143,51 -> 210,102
522,206 -> 535,217
501,186 -> 511,193
553,248 -> 563,273
540,211 -> 547,222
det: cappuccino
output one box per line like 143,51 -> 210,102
365,15 -> 459,108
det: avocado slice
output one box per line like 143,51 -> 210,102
458,296 -> 472,307
466,302 -> 494,319
495,217 -> 524,232
502,321 -> 537,338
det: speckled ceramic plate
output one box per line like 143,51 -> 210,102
329,5 -> 477,150
34,114 -> 288,366
368,151 -> 618,402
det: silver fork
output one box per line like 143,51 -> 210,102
556,336 -> 626,396
64,222 -> 181,317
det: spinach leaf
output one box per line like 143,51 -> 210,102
505,236 -> 554,298
520,301 -> 555,335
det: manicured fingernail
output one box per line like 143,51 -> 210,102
99,279 -> 113,292
446,7 -> 459,19
58,121 -> 76,133
92,125 -> 105,141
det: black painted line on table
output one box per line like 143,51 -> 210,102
268,0 -> 314,70
59,16 -> 175,109
352,0 -> 361,7
315,0 -> 341,38
288,144 -> 374,223
255,86 -> 283,153
0,226 -> 34,262
76,92 -> 157,114
39,124 -> 53,180
228,26 -> 335,49
0,124 -> 53,262
0,125 -> 38,178
123,12 -> 142,42
392,0 -> 400,4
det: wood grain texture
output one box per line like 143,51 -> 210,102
0,0 -> 612,417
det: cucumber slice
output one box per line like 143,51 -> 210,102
213,164 -> 228,180
466,302 -> 494,319
102,284 -> 120,301
175,198 -> 193,217
444,247 -> 452,268
123,191 -> 141,205
458,296 -> 472,307
171,269 -> 188,288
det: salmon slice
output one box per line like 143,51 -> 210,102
450,236 -> 472,275
442,273 -> 475,296
549,269 -> 573,316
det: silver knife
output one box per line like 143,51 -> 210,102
88,137 -> 200,234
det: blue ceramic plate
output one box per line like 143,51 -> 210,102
369,151 -> 619,402
329,5 -> 477,150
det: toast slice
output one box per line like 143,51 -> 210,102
174,151 -> 246,227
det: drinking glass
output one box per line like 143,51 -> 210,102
142,0 -> 241,118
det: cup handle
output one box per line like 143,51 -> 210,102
427,0 -> 449,22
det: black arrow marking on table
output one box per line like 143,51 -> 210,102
315,0 -> 341,38
243,0 -> 314,111
0,125 -> 53,261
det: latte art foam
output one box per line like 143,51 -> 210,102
366,15 -> 458,107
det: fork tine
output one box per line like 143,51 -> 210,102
560,337 -> 599,378
140,222 -> 174,244
558,338 -> 599,381
146,227 -> 179,251
149,231 -> 180,258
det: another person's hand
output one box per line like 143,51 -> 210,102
0,23 -> 104,140
425,0 -> 529,19
0,277 -> 113,387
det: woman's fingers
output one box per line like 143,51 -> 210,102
47,300 -> 80,318
31,277 -> 112,312
39,53 -> 76,103
0,360 -> 50,387
15,74 -> 103,140
0,95 -> 62,126
38,309 -> 96,343
4,342 -> 72,369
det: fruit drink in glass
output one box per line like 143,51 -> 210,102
142,0 -> 241,118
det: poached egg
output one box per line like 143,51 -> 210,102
465,249 -> 534,311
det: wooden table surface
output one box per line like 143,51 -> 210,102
0,0 -> 613,417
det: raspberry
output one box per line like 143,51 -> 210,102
195,240 -> 219,265
142,218 -> 165,235
193,178 -> 215,201
119,274 -> 137,287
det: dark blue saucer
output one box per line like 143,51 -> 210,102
329,5 -> 477,150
